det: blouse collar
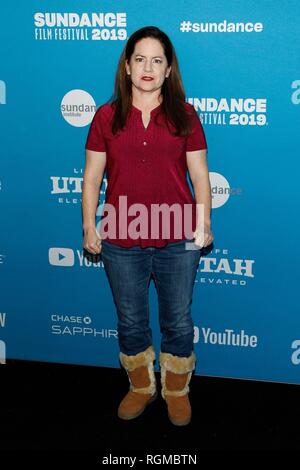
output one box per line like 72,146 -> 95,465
131,102 -> 162,116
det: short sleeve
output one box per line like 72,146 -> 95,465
186,105 -> 207,151
85,106 -> 106,151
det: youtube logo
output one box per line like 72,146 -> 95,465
49,248 -> 74,267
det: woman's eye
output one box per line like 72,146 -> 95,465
135,58 -> 162,64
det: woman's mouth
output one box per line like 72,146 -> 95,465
141,76 -> 154,81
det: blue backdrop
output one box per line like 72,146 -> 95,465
1,1 -> 300,384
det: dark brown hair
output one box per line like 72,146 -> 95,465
107,26 -> 193,137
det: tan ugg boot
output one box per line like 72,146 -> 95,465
118,345 -> 157,420
160,351 -> 196,426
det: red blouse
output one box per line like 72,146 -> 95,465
85,101 -> 207,248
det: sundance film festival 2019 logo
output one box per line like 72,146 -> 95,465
33,12 -> 127,41
187,97 -> 267,126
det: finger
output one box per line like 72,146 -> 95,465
203,231 -> 212,247
95,229 -> 102,239
194,236 -> 204,248
203,235 -> 213,247
91,242 -> 100,250
87,244 -> 100,255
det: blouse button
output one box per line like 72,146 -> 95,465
143,141 -> 147,146
141,158 -> 146,162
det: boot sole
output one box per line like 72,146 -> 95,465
118,391 -> 158,420
168,413 -> 191,426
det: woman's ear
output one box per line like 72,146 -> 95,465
125,59 -> 130,75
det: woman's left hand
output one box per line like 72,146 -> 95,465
193,223 -> 214,248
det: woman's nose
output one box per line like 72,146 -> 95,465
144,60 -> 153,72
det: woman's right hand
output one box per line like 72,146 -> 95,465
83,227 -> 102,255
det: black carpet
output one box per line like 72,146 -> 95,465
0,359 -> 299,458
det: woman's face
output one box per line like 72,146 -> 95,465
125,37 -> 171,96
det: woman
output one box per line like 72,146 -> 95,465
82,26 -> 213,426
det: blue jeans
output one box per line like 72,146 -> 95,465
100,238 -> 201,358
